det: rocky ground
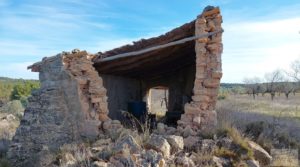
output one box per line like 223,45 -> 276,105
0,101 -> 274,167
0,100 -> 23,166
0,100 -> 274,167
52,120 -> 272,167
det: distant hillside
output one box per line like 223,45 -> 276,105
0,77 -> 38,82
221,83 -> 245,89
0,77 -> 40,102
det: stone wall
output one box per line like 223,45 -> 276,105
178,6 -> 223,132
8,50 -> 109,166
140,63 -> 195,113
101,74 -> 141,120
100,62 -> 195,120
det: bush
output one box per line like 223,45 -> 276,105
217,94 -> 227,100
0,100 -> 24,114
10,81 -> 39,101
218,88 -> 228,100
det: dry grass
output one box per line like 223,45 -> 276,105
217,93 -> 300,160
57,143 -> 92,167
218,93 -> 300,119
217,93 -> 300,140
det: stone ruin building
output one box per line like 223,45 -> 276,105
8,6 -> 223,166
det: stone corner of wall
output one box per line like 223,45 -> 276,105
179,6 -> 223,132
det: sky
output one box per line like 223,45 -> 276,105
0,0 -> 299,83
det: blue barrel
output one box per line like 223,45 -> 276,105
128,101 -> 147,118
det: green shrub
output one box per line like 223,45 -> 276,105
218,88 -> 228,100
217,94 -> 227,100
10,81 -> 39,101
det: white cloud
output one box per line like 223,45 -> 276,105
222,17 -> 300,82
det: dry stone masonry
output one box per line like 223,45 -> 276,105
62,50 -> 110,122
8,6 -> 223,167
178,6 -> 223,132
8,50 -> 111,166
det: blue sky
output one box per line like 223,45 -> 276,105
0,0 -> 299,82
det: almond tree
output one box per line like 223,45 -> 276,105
243,77 -> 261,99
264,70 -> 284,100
278,78 -> 295,99
286,58 -> 300,95
289,59 -> 300,82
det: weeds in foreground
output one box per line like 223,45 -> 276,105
121,110 -> 151,148
56,143 -> 92,167
191,151 -> 214,166
216,122 -> 254,160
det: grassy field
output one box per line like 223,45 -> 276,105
217,93 -> 300,150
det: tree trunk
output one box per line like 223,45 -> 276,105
271,92 -> 275,100
285,93 -> 289,99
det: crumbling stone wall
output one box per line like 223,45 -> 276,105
178,7 -> 223,132
8,6 -> 223,166
63,51 -> 109,122
8,50 -> 109,166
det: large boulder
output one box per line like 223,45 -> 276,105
175,155 -> 195,166
199,139 -> 216,152
212,156 -> 231,167
165,135 -> 184,153
183,136 -> 200,149
113,135 -> 141,154
146,135 -> 170,157
110,154 -> 135,167
140,149 -> 164,167
92,161 -> 110,167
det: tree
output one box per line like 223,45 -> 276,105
285,58 -> 300,95
258,83 -> 267,96
0,81 -> 14,101
264,70 -> 284,100
10,81 -> 40,101
288,59 -> 300,82
243,77 -> 261,99
277,75 -> 295,99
